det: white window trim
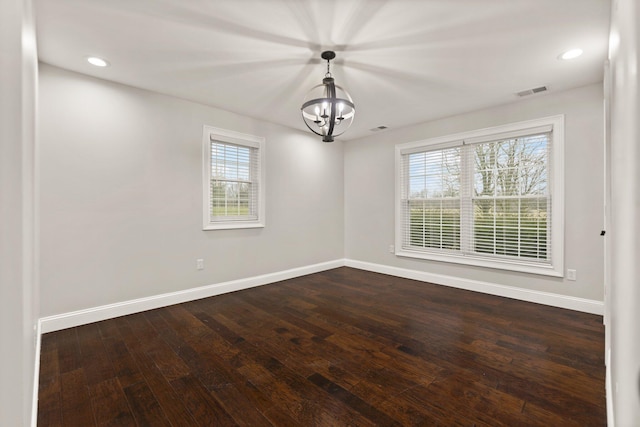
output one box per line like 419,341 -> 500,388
395,115 -> 564,277
202,125 -> 266,230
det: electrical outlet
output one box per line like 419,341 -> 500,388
389,244 -> 395,253
567,269 -> 577,281
196,259 -> 204,270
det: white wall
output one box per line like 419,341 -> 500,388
0,0 -> 39,425
607,0 -> 640,423
345,83 -> 604,302
38,64 -> 344,318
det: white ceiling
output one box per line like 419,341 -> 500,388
35,0 -> 611,141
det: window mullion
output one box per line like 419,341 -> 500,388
518,197 -> 522,257
460,143 -> 473,255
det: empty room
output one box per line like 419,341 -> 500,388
2,0 -> 640,425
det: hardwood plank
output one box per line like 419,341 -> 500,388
76,322 -> 115,386
495,373 -> 605,425
55,328 -> 82,374
235,359 -> 377,426
198,368 -> 275,426
306,372 -> 402,426
89,378 -> 136,427
520,400 -> 585,427
420,372 -> 528,426
144,336 -> 191,382
196,310 -> 379,425
149,308 -> 299,425
393,381 -> 496,426
38,332 -> 63,426
99,337 -> 145,389
196,308 -> 403,417
60,369 -> 95,426
96,317 -> 122,341
114,314 -> 199,427
122,381 -> 171,427
170,375 -> 237,426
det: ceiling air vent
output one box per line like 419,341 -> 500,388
370,126 -> 388,132
516,86 -> 548,97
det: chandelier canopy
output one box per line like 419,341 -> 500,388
301,51 -> 355,142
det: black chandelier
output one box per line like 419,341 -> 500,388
301,51 -> 355,142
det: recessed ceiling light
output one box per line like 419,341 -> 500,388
559,48 -> 583,60
87,56 -> 109,67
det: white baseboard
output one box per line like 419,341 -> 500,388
31,319 -> 41,427
39,257 -> 604,334
606,347 -> 614,426
345,259 -> 604,315
40,259 -> 344,333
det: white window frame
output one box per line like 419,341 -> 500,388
395,115 -> 564,277
202,125 -> 265,230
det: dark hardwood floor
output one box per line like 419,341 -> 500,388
37,267 -> 606,426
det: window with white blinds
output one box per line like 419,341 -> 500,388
395,116 -> 564,277
203,126 -> 265,230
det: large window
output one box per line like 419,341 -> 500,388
396,116 -> 564,276
203,126 -> 265,230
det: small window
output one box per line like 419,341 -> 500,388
203,126 -> 265,230
395,115 -> 564,277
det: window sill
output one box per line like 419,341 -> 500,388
395,248 -> 563,277
203,222 -> 265,231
